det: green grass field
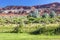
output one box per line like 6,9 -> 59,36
0,33 -> 60,40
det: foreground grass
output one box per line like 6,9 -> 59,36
0,33 -> 18,40
0,33 -> 60,40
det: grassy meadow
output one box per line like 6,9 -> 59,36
0,33 -> 60,40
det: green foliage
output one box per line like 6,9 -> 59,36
28,17 -> 35,23
50,11 -> 56,18
12,25 -> 19,33
0,14 -> 60,35
28,10 -> 40,18
0,24 -> 14,33
54,25 -> 60,35
42,13 -> 49,18
29,24 -> 59,35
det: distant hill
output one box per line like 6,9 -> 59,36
0,2 -> 60,10
34,2 -> 60,8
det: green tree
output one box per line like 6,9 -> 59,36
50,10 -> 56,18
28,9 -> 40,18
42,13 -> 49,18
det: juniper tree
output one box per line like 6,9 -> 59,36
50,10 -> 56,18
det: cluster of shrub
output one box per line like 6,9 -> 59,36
13,23 -> 60,35
0,9 -> 60,35
12,9 -> 60,35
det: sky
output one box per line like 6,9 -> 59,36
0,0 -> 60,7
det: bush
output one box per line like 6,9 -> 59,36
12,24 -> 25,33
48,18 -> 56,23
27,10 -> 40,18
12,26 -> 19,33
0,24 -> 14,33
54,25 -> 60,35
50,11 -> 56,18
42,13 -> 49,18
28,24 -> 59,35
28,17 -> 35,23
30,27 -> 45,35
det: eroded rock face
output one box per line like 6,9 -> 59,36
0,2 -> 60,16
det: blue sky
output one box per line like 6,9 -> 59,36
0,0 -> 60,7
